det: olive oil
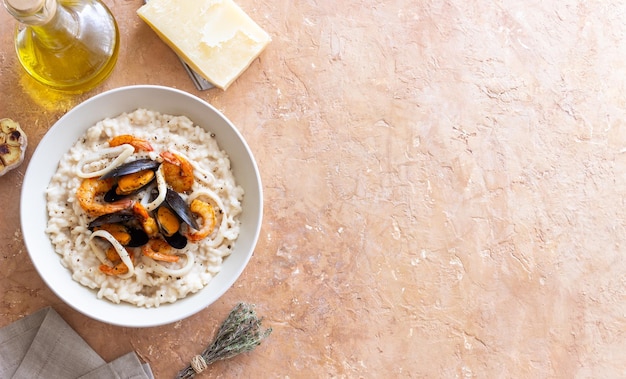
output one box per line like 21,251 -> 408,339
3,0 -> 119,93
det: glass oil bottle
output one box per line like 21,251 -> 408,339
3,0 -> 120,92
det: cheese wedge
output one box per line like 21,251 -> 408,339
137,0 -> 271,90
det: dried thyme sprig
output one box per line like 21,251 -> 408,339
176,303 -> 272,378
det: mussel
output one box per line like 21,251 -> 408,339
88,210 -> 149,247
155,203 -> 188,249
115,169 -> 155,195
101,159 -> 161,202
100,158 -> 160,179
165,189 -> 199,230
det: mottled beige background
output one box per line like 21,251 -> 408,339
2,0 -> 626,377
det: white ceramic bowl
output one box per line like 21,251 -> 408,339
20,85 -> 263,327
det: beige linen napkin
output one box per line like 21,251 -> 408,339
0,307 -> 153,379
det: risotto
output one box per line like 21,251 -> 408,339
45,109 -> 243,307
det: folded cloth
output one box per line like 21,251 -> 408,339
0,307 -> 153,379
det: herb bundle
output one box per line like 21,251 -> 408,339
176,303 -> 272,378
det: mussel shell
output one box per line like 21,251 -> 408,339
103,185 -> 125,202
100,158 -> 160,179
126,227 -> 149,247
165,189 -> 200,230
88,211 -> 135,229
164,232 -> 188,249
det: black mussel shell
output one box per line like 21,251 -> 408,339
165,189 -> 200,230
126,227 -> 149,247
88,211 -> 135,229
100,158 -> 160,179
103,185 -> 125,202
164,232 -> 188,249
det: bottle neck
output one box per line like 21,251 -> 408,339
4,0 -> 79,49
3,0 -> 57,25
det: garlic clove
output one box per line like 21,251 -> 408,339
0,118 -> 28,177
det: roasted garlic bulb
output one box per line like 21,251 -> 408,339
0,118 -> 27,177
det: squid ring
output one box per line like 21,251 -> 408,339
76,144 -> 135,178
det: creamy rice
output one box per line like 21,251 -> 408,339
45,108 -> 243,307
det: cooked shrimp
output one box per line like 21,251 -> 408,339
186,198 -> 216,242
99,263 -> 129,276
105,245 -> 121,262
160,151 -> 194,193
142,238 -> 180,262
89,229 -> 135,278
109,134 -> 153,152
132,202 -> 159,237
77,177 -> 133,217
100,246 -> 132,276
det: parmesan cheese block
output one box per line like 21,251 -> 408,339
137,0 -> 270,90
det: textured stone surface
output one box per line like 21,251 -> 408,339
2,0 -> 626,377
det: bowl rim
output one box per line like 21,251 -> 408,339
20,85 -> 263,327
